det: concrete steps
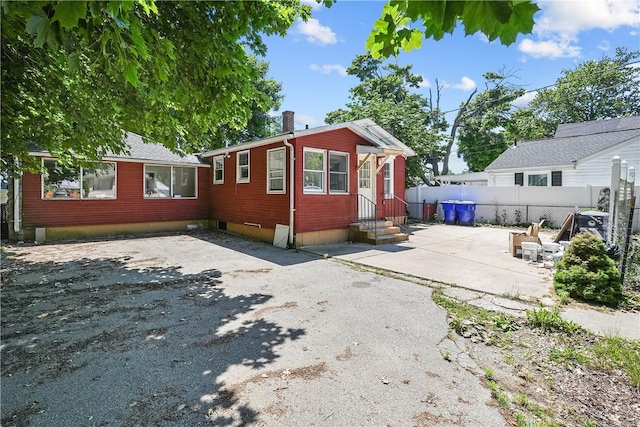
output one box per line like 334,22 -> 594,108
348,220 -> 409,245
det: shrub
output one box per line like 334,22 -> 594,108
553,233 -> 623,306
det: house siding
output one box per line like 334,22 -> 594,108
23,161 -> 210,229
209,142 -> 290,231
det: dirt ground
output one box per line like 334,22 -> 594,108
1,231 -> 507,427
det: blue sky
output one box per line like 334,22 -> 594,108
263,0 -> 640,173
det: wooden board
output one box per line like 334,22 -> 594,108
554,212 -> 574,243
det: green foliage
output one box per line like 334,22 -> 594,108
553,233 -> 623,306
1,1 -> 310,175
325,54 -> 448,186
593,336 -> 640,387
366,0 -> 539,59
525,308 -> 581,333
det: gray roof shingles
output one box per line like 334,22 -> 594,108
486,117 -> 640,171
112,132 -> 206,165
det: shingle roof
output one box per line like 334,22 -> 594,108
108,132 -> 206,165
485,117 -> 640,171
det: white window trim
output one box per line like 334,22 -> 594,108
384,159 -> 394,198
213,155 -> 224,184
143,165 -> 198,199
266,148 -> 286,194
328,151 -> 349,195
41,158 -> 117,200
525,171 -> 550,187
303,148 -> 326,194
236,150 -> 250,183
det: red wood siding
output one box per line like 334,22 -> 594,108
209,143 -> 290,229
294,128 -> 370,233
23,161 -> 210,228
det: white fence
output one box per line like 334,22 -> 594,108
406,185 -> 640,232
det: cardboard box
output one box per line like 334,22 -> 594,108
526,219 -> 545,237
509,232 -> 542,257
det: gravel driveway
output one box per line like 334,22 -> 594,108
1,231 -> 506,426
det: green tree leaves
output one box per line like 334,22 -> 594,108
367,0 -> 539,59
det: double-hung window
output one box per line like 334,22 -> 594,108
145,165 -> 197,198
267,148 -> 285,193
329,152 -> 348,194
213,156 -> 224,184
383,160 -> 394,198
42,159 -> 116,199
237,151 -> 250,183
303,148 -> 325,193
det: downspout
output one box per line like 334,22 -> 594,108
13,162 -> 21,233
283,139 -> 295,247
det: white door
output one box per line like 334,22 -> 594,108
357,154 -> 375,219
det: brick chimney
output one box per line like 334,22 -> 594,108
282,110 -> 295,133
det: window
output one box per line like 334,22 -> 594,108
383,160 -> 394,198
303,148 -> 325,193
145,165 -> 196,198
359,160 -> 371,189
329,152 -> 348,193
237,151 -> 250,183
213,156 -> 224,184
267,148 -> 285,193
42,159 -> 116,199
527,173 -> 548,187
514,172 -> 523,186
551,171 -> 562,187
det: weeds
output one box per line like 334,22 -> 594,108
525,307 -> 581,333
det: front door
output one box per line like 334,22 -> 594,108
357,154 -> 375,219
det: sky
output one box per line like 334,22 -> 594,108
262,0 -> 640,174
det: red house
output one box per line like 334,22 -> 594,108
12,113 -> 415,246
202,112 -> 415,246
17,132 -> 211,241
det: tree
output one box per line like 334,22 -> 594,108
366,0 -> 539,59
456,71 -> 525,171
527,48 -> 640,126
1,0 -> 311,175
325,54 -> 447,186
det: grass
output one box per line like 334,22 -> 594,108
525,307 -> 581,333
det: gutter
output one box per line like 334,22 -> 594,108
283,139 -> 295,247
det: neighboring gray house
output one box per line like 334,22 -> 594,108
485,116 -> 640,187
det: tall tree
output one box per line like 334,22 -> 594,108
325,54 -> 447,186
455,71 -> 525,171
1,0 -> 310,175
528,48 -> 640,126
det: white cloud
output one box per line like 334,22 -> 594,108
441,77 -> 476,91
518,37 -> 581,59
300,0 -> 322,10
295,18 -> 337,45
512,91 -> 537,108
597,40 -> 611,51
535,0 -> 639,35
309,63 -> 347,76
295,114 -> 319,128
417,75 -> 431,88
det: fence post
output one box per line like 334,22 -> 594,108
608,156 -> 621,245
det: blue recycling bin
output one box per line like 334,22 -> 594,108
441,200 -> 458,224
455,201 -> 477,225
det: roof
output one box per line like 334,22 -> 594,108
435,172 -> 489,183
30,132 -> 208,167
485,116 -> 640,171
201,118 -> 416,157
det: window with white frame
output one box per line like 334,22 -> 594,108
267,148 -> 285,193
329,152 -> 348,193
527,173 -> 548,187
383,160 -> 394,197
145,165 -> 197,198
237,151 -> 250,183
213,156 -> 224,184
303,148 -> 325,193
42,159 -> 116,199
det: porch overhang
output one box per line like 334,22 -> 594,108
356,145 -> 404,156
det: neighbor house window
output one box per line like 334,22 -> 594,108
267,148 -> 285,193
213,156 -> 224,184
42,159 -> 116,199
383,160 -> 394,198
237,151 -> 250,183
145,165 -> 196,198
329,152 -> 348,194
303,148 -> 325,193
514,172 -> 524,186
551,171 -> 562,187
527,173 -> 548,187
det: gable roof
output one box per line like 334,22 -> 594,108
30,132 -> 208,167
485,116 -> 640,171
201,118 -> 416,157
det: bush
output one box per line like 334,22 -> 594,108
553,233 -> 623,306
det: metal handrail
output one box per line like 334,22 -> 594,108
355,194 -> 378,241
384,195 -> 408,234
